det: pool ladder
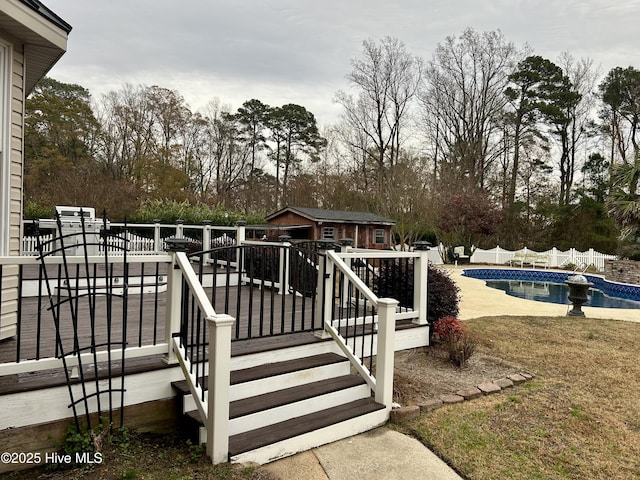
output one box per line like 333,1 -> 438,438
573,262 -> 590,274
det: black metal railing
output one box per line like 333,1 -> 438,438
177,273 -> 209,405
0,256 -> 168,365
188,244 -> 323,341
350,255 -> 414,311
328,257 -> 378,376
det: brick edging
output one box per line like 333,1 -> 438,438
390,371 -> 536,423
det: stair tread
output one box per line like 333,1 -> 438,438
171,352 -> 348,394
230,374 -> 366,419
228,397 -> 385,456
231,352 -> 347,385
231,331 -> 329,357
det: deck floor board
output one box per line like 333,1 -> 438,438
0,284 -> 317,365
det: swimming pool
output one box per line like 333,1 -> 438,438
463,268 -> 640,309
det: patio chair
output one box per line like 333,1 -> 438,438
453,246 -> 470,265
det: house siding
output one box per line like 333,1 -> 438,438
11,46 -> 24,255
0,31 -> 23,339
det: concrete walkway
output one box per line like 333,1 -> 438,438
261,266 -> 639,480
261,427 -> 463,480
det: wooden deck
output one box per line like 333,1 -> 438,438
0,283 -> 318,365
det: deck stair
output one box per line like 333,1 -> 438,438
171,342 -> 387,464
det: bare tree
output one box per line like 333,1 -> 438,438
599,65 -> 640,165
97,84 -> 157,187
201,100 -> 251,206
335,36 -> 422,185
420,28 -> 521,189
555,52 -> 599,205
146,86 -> 191,166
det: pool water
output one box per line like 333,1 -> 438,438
486,280 -> 640,309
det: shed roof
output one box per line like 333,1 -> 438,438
266,206 -> 395,226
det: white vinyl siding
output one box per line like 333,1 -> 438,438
10,48 -> 24,256
0,35 -> 21,339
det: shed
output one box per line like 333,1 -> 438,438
265,206 -> 395,249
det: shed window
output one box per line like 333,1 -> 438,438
374,229 -> 385,244
322,227 -> 335,240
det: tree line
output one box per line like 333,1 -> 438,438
24,28 -> 640,257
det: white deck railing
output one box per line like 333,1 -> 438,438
22,221 -> 240,255
320,249 -> 398,410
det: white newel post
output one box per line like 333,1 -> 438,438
163,239 -> 190,365
202,220 -> 212,264
277,235 -> 291,295
175,219 -> 184,239
153,220 -> 161,253
207,313 -> 235,464
236,220 -> 246,245
236,221 -> 247,281
340,239 -> 353,307
375,298 -> 398,409
412,242 -> 430,326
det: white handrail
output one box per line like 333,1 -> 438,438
170,250 -> 235,463
327,250 -> 379,305
323,249 -> 397,410
174,251 -> 216,318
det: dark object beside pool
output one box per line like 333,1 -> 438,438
565,274 -> 594,317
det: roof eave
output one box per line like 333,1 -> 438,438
0,0 -> 70,93
265,206 -> 395,226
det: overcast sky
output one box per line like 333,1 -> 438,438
44,0 -> 640,127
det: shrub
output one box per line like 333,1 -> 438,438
24,201 -> 54,220
432,316 -> 476,367
128,199 -> 265,226
433,316 -> 465,341
445,332 -> 477,367
427,263 -> 460,324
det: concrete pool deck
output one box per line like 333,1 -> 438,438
449,266 -> 640,323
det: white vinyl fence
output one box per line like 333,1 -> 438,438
470,246 -> 617,271
21,233 -> 54,256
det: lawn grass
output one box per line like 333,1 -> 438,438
398,316 -> 640,480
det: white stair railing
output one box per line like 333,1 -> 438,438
166,243 -> 235,464
321,249 -> 398,409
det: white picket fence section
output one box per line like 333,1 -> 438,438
21,232 -> 156,256
470,246 -> 617,271
21,234 -> 54,255
101,233 -> 156,254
